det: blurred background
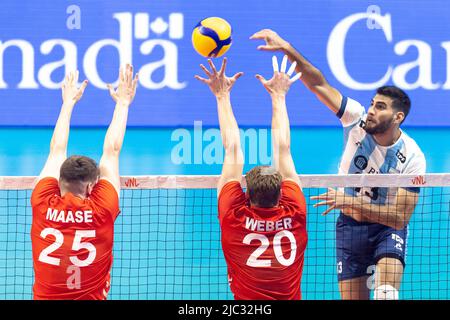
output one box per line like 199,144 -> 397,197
0,0 -> 449,176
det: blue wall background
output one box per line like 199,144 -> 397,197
0,0 -> 449,127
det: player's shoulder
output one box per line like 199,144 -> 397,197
92,179 -> 118,196
400,130 -> 423,152
338,96 -> 366,128
399,130 -> 426,161
33,177 -> 59,190
218,180 -> 243,200
281,179 -> 302,193
397,130 -> 426,173
31,177 -> 60,204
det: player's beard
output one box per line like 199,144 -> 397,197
364,116 -> 394,135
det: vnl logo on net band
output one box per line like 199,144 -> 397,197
0,12 -> 186,90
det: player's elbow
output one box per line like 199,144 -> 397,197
392,221 -> 407,231
103,141 -> 121,156
49,140 -> 65,154
304,72 -> 328,92
278,140 -> 291,151
275,141 -> 291,157
223,137 -> 241,154
392,213 -> 412,230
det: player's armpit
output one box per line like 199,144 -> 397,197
217,179 -> 245,222
217,147 -> 244,197
99,153 -> 120,197
276,148 -> 301,189
37,152 -> 66,182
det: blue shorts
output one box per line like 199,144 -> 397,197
336,214 -> 407,281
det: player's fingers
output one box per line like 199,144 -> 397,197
194,75 -> 209,84
322,205 -> 336,216
257,45 -> 276,51
68,71 -> 73,84
219,57 -> 227,76
290,72 -> 302,83
313,200 -> 335,208
272,55 -> 279,73
310,193 -> 330,200
125,64 -> 131,85
232,72 -> 243,81
280,55 -> 288,73
128,64 -> 133,86
132,73 -> 139,92
75,70 -> 79,85
255,74 -> 267,84
249,30 -> 266,39
119,66 -> 124,83
287,61 -> 297,77
200,64 -> 212,77
79,80 -> 88,94
208,59 -> 217,74
107,84 -> 115,96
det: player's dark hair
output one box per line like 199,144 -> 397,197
60,155 -> 99,194
376,86 -> 411,124
245,166 -> 282,208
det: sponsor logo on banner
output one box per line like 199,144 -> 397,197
328,11 -> 450,90
0,12 -> 186,90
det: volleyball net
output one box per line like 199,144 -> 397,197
0,174 -> 449,300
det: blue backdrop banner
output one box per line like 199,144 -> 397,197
0,0 -> 448,127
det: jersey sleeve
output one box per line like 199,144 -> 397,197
90,179 -> 120,220
336,96 -> 365,127
279,180 -> 307,219
31,177 -> 60,207
218,181 -> 246,223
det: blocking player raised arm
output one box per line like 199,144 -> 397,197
195,58 -> 244,195
99,64 -> 138,195
250,29 -> 342,114
256,55 -> 302,187
37,71 -> 88,182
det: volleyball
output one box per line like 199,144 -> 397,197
192,17 -> 232,58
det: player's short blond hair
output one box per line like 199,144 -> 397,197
245,166 -> 282,208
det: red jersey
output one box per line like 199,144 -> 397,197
30,177 -> 120,300
218,180 -> 307,300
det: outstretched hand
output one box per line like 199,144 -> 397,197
195,58 -> 243,97
61,70 -> 88,104
250,29 -> 290,52
310,188 -> 365,222
256,55 -> 302,96
107,64 -> 139,105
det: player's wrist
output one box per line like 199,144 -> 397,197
271,93 -> 286,101
62,100 -> 76,109
216,93 -> 230,100
281,41 -> 292,54
116,99 -> 131,107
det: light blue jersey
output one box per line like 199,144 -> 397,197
337,97 -> 426,205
